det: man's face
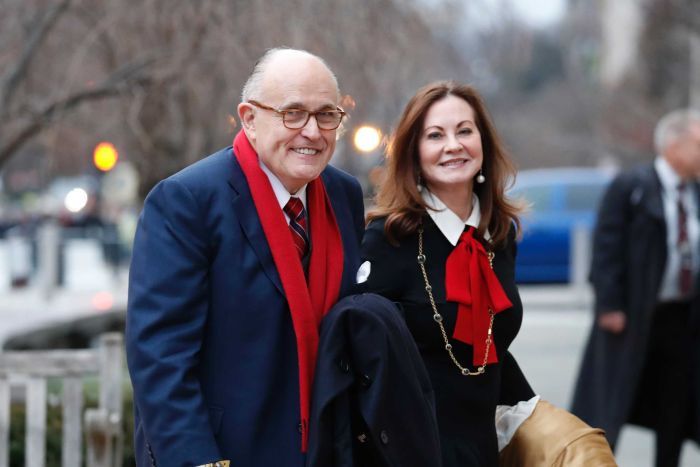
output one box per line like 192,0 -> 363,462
667,122 -> 700,179
238,55 -> 339,193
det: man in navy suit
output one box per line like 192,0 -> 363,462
126,48 -> 365,467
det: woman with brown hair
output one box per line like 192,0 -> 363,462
358,80 -> 536,466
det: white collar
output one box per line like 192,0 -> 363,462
421,189 -> 488,246
259,160 -> 307,210
655,156 -> 685,193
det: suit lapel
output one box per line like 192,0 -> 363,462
228,153 -> 284,296
643,165 -> 666,223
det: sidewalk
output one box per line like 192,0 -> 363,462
0,269 -> 128,348
519,283 -> 593,311
1,279 -> 590,346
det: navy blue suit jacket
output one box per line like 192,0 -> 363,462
126,147 -> 365,467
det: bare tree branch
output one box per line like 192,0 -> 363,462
0,0 -> 72,113
0,55 -> 154,167
0,0 -> 463,198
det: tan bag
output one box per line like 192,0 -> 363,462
499,400 -> 617,467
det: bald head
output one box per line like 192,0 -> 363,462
236,48 -> 343,193
241,48 -> 340,103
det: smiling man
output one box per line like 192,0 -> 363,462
126,48 -> 365,467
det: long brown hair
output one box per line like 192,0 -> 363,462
367,80 -> 521,247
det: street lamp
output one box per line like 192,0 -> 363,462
353,125 -> 382,153
64,187 -> 89,213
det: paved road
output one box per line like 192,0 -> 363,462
516,285 -> 700,467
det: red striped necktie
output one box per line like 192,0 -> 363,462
677,183 -> 693,297
284,197 -> 310,260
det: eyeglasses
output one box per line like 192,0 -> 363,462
248,100 -> 346,130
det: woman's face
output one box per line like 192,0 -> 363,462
418,95 -> 483,194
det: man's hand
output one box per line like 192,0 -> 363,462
597,310 -> 626,334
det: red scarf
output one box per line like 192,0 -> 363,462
445,228 -> 512,366
233,130 -> 344,451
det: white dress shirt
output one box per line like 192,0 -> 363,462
259,161 -> 307,225
654,157 -> 700,301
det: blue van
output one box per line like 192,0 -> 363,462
509,167 -> 616,283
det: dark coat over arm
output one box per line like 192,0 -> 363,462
307,293 -> 442,467
359,216 -> 534,466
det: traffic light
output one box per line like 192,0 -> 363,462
93,142 -> 118,172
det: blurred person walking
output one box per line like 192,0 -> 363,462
572,108 -> 700,467
126,48 -> 364,467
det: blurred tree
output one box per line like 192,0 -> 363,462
0,0 -> 153,172
596,0 -> 700,164
0,0 -> 464,198
3,0 -> 697,199
458,0 -> 603,170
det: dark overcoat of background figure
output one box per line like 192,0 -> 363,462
572,165 -> 700,441
572,108 -> 700,467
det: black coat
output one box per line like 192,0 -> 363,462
359,216 -> 534,467
307,293 -> 442,467
571,163 -> 700,445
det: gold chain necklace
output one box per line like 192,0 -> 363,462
417,225 -> 495,376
